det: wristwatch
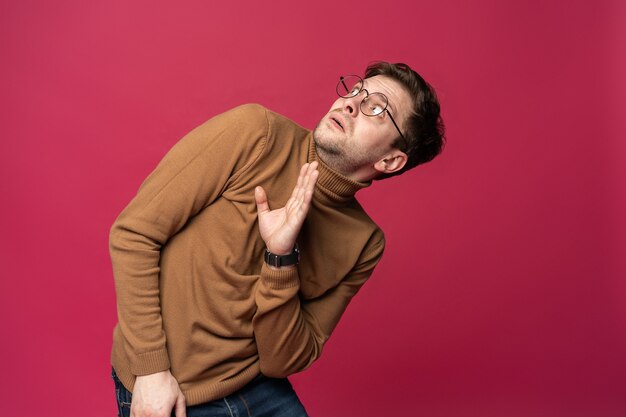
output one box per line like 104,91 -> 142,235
264,246 -> 300,267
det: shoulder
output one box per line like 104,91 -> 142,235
153,104 -> 275,180
213,104 -> 308,137
350,201 -> 386,259
208,103 -> 270,131
226,103 -> 269,118
365,220 -> 386,258
181,103 -> 272,151
352,220 -> 385,274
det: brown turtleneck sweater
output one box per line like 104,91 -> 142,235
109,104 -> 385,406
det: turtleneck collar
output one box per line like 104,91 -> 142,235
306,132 -> 371,205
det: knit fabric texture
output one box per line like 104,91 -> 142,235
110,104 -> 385,406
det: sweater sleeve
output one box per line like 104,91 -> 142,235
252,231 -> 385,378
109,104 -> 269,376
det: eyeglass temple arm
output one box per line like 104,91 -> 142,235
387,111 -> 405,140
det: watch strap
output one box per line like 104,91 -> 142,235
264,246 -> 300,267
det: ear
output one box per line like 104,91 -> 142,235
373,150 -> 408,175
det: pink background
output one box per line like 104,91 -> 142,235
1,0 -> 625,416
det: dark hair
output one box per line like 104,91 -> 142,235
365,61 -> 445,179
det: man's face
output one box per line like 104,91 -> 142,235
313,75 -> 412,180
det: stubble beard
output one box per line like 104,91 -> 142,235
313,121 -> 370,177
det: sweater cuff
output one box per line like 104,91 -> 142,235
260,263 -> 299,290
130,348 -> 171,376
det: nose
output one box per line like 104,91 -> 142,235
342,88 -> 368,118
342,97 -> 357,117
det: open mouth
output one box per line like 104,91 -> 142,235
330,116 -> 344,131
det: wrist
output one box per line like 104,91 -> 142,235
136,369 -> 171,381
264,245 -> 299,268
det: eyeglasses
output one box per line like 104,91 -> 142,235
336,75 -> 406,145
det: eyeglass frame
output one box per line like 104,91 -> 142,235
336,75 -> 407,149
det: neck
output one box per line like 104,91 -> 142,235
314,145 -> 378,183
307,136 -> 372,204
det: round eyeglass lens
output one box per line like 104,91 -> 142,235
336,75 -> 363,98
360,93 -> 388,116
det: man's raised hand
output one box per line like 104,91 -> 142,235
254,162 -> 319,257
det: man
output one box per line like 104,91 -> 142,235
110,61 -> 444,417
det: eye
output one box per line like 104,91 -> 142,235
349,86 -> 360,96
370,105 -> 384,116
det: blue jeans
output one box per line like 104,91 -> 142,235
112,369 -> 309,417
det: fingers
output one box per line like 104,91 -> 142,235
258,161 -> 319,218
301,161 -> 319,193
287,163 -> 309,205
299,163 -> 318,208
255,162 -> 318,254
288,162 -> 318,211
174,392 -> 187,417
254,186 -> 270,215
297,162 -> 318,209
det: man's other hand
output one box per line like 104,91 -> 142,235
255,162 -> 319,255
130,370 -> 186,417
